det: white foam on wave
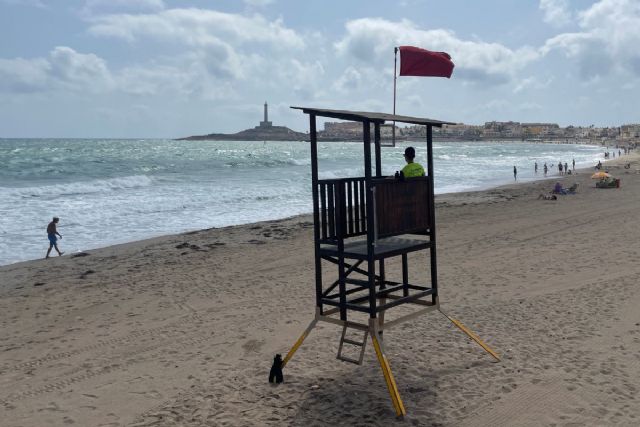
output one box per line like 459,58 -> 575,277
1,175 -> 153,198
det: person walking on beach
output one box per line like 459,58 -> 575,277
572,158 -> 575,171
513,165 -> 517,181
558,161 -> 563,175
46,217 -> 64,258
401,146 -> 425,178
564,162 -> 569,175
534,162 -> 538,174
544,163 -> 548,176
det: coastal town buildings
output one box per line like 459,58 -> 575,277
182,102 -> 639,145
320,119 -> 639,145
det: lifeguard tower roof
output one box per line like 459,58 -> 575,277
290,106 -> 455,127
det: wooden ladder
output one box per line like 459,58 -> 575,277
337,324 -> 368,365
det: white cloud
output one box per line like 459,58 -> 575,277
539,0 -> 572,26
243,0 -> 274,7
0,57 -> 50,92
517,102 -> 543,111
49,46 -> 114,92
335,18 -> 539,85
82,8 -> 321,99
541,0 -> 640,78
0,0 -> 46,7
87,8 -> 304,50
513,76 -> 553,93
81,0 -> 165,16
333,66 -> 363,93
0,47 -> 113,94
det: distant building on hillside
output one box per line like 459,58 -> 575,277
483,121 -> 522,138
323,121 -> 362,138
322,121 -> 397,140
620,124 -> 640,139
521,123 -> 560,138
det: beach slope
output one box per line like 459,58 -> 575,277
1,155 -> 639,426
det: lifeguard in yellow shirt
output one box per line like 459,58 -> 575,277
401,146 -> 425,178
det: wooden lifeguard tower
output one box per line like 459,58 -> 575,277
281,107 -> 499,418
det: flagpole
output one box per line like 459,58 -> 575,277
393,46 -> 398,146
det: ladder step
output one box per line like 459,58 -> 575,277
337,355 -> 361,364
337,324 -> 369,365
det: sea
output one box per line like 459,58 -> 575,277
0,138 -> 604,266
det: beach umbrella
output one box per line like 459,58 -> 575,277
591,171 -> 611,179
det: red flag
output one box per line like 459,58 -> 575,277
399,46 -> 454,78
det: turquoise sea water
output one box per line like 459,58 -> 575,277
0,139 -> 604,265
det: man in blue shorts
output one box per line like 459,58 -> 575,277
46,217 -> 64,258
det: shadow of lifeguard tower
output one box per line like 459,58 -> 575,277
281,107 -> 500,418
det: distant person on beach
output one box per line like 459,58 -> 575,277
46,217 -> 64,258
535,162 -> 538,174
401,146 -> 425,178
544,163 -> 548,176
564,162 -> 568,175
572,158 -> 575,170
513,165 -> 517,181
558,162 -> 563,175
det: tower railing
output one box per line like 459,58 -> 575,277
316,176 -> 432,244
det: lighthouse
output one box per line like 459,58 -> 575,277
260,101 -> 272,128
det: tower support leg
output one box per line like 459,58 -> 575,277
439,309 -> 500,362
369,319 -> 406,418
282,317 -> 318,368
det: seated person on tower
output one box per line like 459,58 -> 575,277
401,146 -> 425,178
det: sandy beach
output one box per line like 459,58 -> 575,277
1,153 -> 639,426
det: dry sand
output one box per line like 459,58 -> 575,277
1,153 -> 639,426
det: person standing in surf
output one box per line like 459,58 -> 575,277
46,217 -> 64,258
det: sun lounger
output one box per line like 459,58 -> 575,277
552,183 -> 578,195
596,178 -> 619,188
565,183 -> 579,194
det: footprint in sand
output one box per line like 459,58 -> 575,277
241,339 -> 264,354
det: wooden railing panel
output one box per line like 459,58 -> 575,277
317,177 -> 430,241
317,178 -> 368,241
374,178 -> 431,238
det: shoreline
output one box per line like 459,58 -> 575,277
1,150 -> 639,425
1,149 -> 626,269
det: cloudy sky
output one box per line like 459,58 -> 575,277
1,0 -> 638,138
